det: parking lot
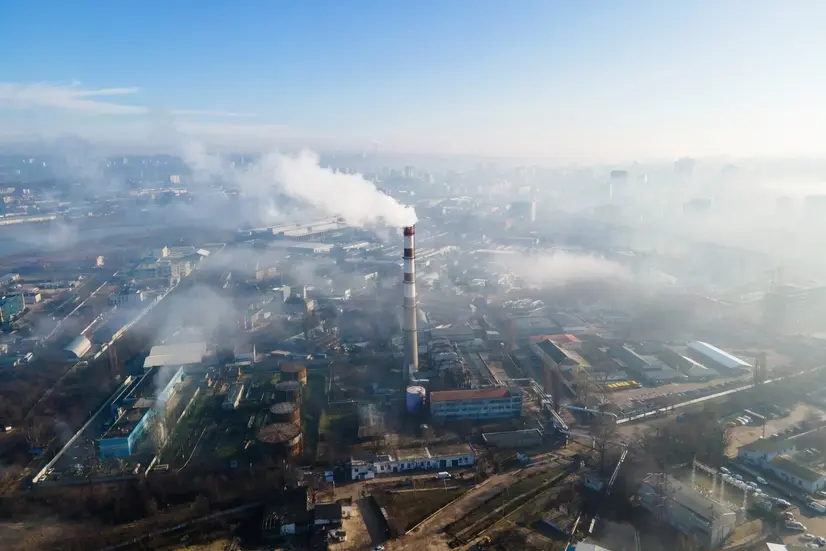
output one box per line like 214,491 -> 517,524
726,403 -> 821,456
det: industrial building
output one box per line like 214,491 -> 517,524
767,455 -> 826,493
738,436 -> 826,493
638,474 -> 737,549
97,365 -> 185,458
686,341 -> 751,374
108,285 -> 145,307
0,293 -> 26,322
349,443 -> 476,480
429,387 -> 523,421
659,347 -> 718,380
223,382 -> 245,410
609,345 -> 685,384
510,316 -> 561,340
143,342 -> 206,371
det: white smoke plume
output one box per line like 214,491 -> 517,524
183,144 -> 417,228
507,251 -> 631,287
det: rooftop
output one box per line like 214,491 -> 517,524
143,342 -> 206,368
430,387 -> 513,402
740,437 -> 794,454
536,339 -> 572,364
770,455 -> 826,483
641,474 -> 734,522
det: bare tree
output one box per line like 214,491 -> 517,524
23,415 -> 53,449
591,416 -> 618,474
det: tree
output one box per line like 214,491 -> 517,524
23,416 -> 53,449
591,416 -> 618,474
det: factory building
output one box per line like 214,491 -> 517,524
223,382 -> 246,411
659,347 -> 718,380
430,387 -> 523,421
0,293 -> 26,322
97,365 -> 185,458
609,345 -> 685,385
686,341 -> 751,375
767,455 -> 826,493
143,342 -> 206,372
638,474 -> 737,550
349,443 -> 476,480
509,316 -> 561,340
530,338 -> 590,395
108,285 -> 145,307
738,437 -> 826,493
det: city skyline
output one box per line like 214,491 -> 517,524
1,1 -> 825,160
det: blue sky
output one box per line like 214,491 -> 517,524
1,1 -> 825,159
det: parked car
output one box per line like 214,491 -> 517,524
787,521 -> 807,532
801,533 -> 816,541
720,467 -> 731,474
815,536 -> 826,547
781,511 -> 796,521
735,474 -> 744,481
757,477 -> 768,485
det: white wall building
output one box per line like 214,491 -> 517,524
430,387 -> 523,421
737,438 -> 796,466
349,444 -> 475,480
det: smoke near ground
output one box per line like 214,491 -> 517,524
506,251 -> 632,288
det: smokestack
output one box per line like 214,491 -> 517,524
403,225 -> 418,377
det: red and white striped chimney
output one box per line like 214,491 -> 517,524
402,225 -> 418,376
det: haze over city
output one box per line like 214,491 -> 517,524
3,3 -> 826,551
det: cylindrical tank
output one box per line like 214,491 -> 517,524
256,423 -> 303,458
275,380 -> 303,404
280,362 -> 308,384
269,401 -> 301,424
406,385 -> 426,413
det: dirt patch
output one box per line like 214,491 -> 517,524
376,487 -> 467,535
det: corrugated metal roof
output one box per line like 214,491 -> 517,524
430,387 -> 511,402
688,341 -> 751,369
143,342 -> 206,368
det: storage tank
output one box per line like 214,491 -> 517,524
256,423 -> 303,458
406,385 -> 426,413
275,380 -> 303,404
280,362 -> 308,384
269,401 -> 301,424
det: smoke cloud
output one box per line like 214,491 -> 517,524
182,144 -> 417,228
506,251 -> 632,288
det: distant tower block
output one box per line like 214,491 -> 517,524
402,225 -> 419,376
279,362 -> 308,384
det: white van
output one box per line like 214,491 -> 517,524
436,471 -> 451,480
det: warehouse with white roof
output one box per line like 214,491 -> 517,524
686,341 -> 751,375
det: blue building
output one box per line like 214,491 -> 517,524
98,365 -> 184,458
